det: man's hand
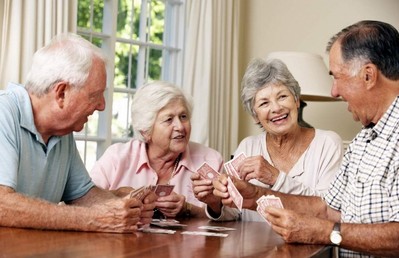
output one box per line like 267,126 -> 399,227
111,186 -> 134,197
89,197 -> 143,233
266,206 -> 331,244
139,189 -> 157,224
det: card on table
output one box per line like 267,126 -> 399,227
197,162 -> 220,180
140,227 -> 176,234
226,177 -> 243,211
198,226 -> 236,232
154,184 -> 175,197
150,219 -> 187,229
181,231 -> 228,238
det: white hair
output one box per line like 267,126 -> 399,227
25,33 -> 107,96
131,81 -> 193,142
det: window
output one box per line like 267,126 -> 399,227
75,0 -> 185,170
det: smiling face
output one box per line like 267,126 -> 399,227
329,42 -> 370,125
146,99 -> 191,156
63,58 -> 107,133
253,83 -> 300,136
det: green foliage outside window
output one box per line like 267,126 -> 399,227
77,0 -> 165,89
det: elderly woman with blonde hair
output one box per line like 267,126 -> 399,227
90,81 -> 223,218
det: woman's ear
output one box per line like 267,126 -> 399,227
140,130 -> 151,143
296,97 -> 300,109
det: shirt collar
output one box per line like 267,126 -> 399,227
7,83 -> 44,143
369,96 -> 399,141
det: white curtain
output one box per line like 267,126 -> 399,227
0,0 -> 77,89
182,0 -> 240,160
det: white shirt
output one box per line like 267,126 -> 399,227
207,129 -> 343,221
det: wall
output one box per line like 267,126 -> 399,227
238,0 -> 399,144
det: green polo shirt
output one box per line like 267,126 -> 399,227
0,83 -> 94,203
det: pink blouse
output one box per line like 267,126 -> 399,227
89,139 -> 223,206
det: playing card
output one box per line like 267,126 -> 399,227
224,162 -> 241,178
181,231 -> 228,237
129,186 -> 147,200
154,184 -> 175,197
150,220 -> 187,229
256,195 -> 284,224
197,162 -> 220,180
230,152 -> 246,172
140,227 -> 176,234
198,226 -> 236,232
226,177 -> 243,211
265,195 -> 284,209
223,153 -> 246,179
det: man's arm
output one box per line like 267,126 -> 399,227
339,222 -> 399,257
0,185 -> 142,232
213,174 -> 331,218
267,206 -> 399,257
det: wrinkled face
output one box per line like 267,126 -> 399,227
253,83 -> 299,135
147,99 -> 191,155
329,42 -> 369,125
64,58 -> 106,132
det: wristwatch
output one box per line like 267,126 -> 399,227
330,222 -> 342,245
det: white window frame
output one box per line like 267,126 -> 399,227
74,0 -> 185,169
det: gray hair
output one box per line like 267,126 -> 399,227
25,33 -> 108,96
131,81 -> 193,142
326,20 -> 399,80
241,58 -> 301,118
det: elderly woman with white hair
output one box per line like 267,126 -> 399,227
90,81 -> 223,218
192,58 -> 343,221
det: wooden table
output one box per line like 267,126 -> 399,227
0,218 -> 331,257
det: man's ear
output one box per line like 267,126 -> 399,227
362,63 -> 377,90
54,82 -> 68,108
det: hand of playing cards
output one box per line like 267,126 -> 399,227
256,195 -> 284,225
129,184 -> 175,200
197,162 -> 220,180
226,177 -> 243,211
129,186 -> 151,201
224,153 -> 246,179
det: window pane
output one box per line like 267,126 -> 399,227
80,35 -> 104,49
112,92 -> 133,138
76,140 -> 98,171
115,42 -> 139,89
77,0 -> 104,33
74,111 -> 101,137
149,0 -> 165,44
117,0 -> 141,40
148,48 -> 163,80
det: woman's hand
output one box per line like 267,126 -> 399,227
191,173 -> 221,213
239,156 -> 280,186
213,174 -> 261,210
155,193 -> 185,218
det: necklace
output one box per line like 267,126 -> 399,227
168,153 -> 182,184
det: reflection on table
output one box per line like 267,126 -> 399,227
0,218 -> 331,257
